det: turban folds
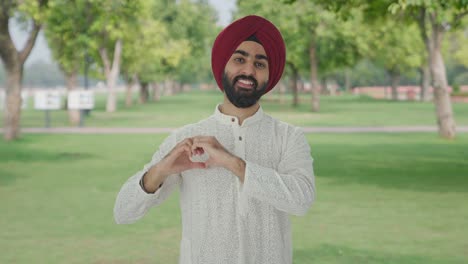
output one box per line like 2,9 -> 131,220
211,15 -> 286,94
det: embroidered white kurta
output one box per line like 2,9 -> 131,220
114,105 -> 315,264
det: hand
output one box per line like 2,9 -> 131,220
191,136 -> 234,168
191,136 -> 246,182
158,138 -> 207,177
143,138 -> 206,193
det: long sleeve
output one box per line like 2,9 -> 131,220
240,128 -> 315,216
114,133 -> 181,224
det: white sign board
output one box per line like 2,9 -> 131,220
34,90 -> 62,110
0,90 -> 28,110
21,91 -> 28,109
68,90 -> 94,110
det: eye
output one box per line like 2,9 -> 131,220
255,62 -> 266,69
234,57 -> 245,63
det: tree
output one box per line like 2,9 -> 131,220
169,0 -> 219,87
79,0 -> 145,113
367,20 -> 422,100
388,0 -> 467,139
151,0 -> 218,95
45,0 -> 93,125
237,0 -> 307,106
119,0 -> 200,104
121,17 -> 189,104
239,0 -> 363,110
312,0 -> 467,138
0,0 -> 48,140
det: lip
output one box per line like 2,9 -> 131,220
236,79 -> 254,89
234,76 -> 257,90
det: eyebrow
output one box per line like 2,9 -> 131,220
234,49 -> 269,61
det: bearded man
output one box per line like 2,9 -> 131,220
114,15 -> 315,264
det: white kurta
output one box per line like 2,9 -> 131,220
114,105 -> 315,264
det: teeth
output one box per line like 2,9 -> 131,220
239,79 -> 253,85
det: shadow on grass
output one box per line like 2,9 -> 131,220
0,147 -> 94,163
313,141 -> 468,193
0,168 -> 22,186
0,137 -> 95,186
294,244 -> 462,264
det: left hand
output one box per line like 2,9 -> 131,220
191,136 -> 233,168
190,136 -> 246,182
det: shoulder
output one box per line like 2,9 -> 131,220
262,112 -> 304,138
172,115 -> 217,141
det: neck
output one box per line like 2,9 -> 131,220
220,95 -> 260,125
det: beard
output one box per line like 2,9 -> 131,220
222,72 -> 268,108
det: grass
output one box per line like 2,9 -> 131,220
6,89 -> 468,128
1,133 -> 467,263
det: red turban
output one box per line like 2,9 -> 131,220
211,15 -> 286,94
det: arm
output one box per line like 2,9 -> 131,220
240,128 -> 315,216
113,134 -> 205,224
113,133 -> 179,224
190,129 -> 315,216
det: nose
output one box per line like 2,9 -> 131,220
240,63 -> 256,77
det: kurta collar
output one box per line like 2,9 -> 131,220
214,104 -> 264,127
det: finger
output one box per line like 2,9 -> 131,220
189,162 -> 206,169
204,159 -> 214,168
190,144 -> 205,155
175,138 -> 194,150
167,144 -> 191,162
192,141 -> 214,155
175,141 -> 194,154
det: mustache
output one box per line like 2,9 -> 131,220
233,75 -> 258,89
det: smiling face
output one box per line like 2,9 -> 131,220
222,41 -> 270,108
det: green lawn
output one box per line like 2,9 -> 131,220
1,133 -> 467,263
8,90 -> 468,128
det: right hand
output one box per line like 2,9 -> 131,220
157,138 -> 207,177
143,138 -> 206,193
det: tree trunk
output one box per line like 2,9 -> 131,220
277,80 -> 285,104
139,82 -> 149,104
4,65 -> 23,140
65,71 -> 80,126
321,77 -> 328,95
287,62 -> 299,107
152,82 -> 161,102
174,82 -> 181,94
99,39 -> 122,113
419,63 -> 431,101
384,86 -> 389,99
292,71 -> 299,107
389,69 -> 400,101
416,8 -> 432,102
329,79 -> 338,96
309,41 -> 320,112
125,74 -> 137,107
418,9 -> 455,138
0,10 -> 42,140
344,68 -> 352,93
125,82 -> 133,107
430,24 -> 456,139
164,79 -> 174,96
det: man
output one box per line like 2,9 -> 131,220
114,15 -> 315,264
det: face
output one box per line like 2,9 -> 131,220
223,41 -> 269,108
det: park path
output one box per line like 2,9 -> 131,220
2,126 -> 468,134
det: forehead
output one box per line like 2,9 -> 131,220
233,41 -> 267,57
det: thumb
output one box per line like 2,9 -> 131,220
190,162 -> 207,169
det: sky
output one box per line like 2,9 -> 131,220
10,0 -> 236,66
